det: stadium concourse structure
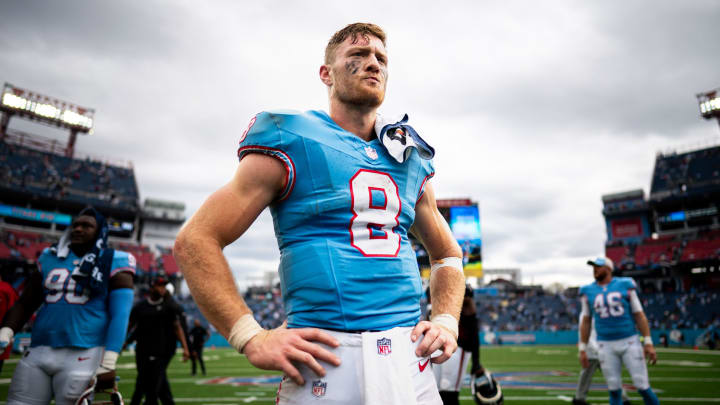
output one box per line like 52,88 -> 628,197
0,83 -> 186,300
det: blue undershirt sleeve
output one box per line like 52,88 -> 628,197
105,288 -> 134,353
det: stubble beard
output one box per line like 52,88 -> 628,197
333,76 -> 385,109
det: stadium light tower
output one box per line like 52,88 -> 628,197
0,82 -> 95,157
696,87 -> 720,132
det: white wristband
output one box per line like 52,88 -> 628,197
578,342 -> 587,352
430,313 -> 459,340
430,257 -> 463,273
97,350 -> 119,373
643,336 -> 653,346
227,314 -> 264,353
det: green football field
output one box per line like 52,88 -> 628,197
1,345 -> 719,404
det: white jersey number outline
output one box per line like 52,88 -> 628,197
349,169 -> 402,257
593,291 -> 625,319
44,268 -> 90,304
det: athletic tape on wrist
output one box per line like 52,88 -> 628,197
643,336 -> 653,346
430,257 -> 463,273
0,327 -> 13,348
578,342 -> 587,352
100,351 -> 119,371
228,314 -> 264,353
430,313 -> 459,339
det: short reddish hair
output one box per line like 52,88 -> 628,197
324,23 -> 386,64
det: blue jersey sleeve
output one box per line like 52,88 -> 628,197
619,277 -> 637,291
237,111 -> 297,201
416,158 -> 435,201
110,250 -> 136,278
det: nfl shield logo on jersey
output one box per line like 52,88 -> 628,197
364,146 -> 378,160
311,380 -> 327,397
377,337 -> 392,355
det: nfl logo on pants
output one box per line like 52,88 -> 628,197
377,338 -> 392,356
312,380 -> 327,397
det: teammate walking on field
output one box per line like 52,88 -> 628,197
175,22 -> 466,405
579,257 -> 660,405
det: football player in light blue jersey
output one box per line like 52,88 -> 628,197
579,257 -> 660,405
175,23 -> 466,405
0,207 -> 135,405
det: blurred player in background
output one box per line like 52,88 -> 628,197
432,285 -> 498,405
175,22 -> 466,404
579,257 -> 660,405
0,207 -> 135,405
126,275 -> 189,405
189,319 -> 210,376
572,314 -> 630,405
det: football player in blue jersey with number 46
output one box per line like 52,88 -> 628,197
0,207 -> 135,405
174,22 -> 466,405
579,257 -> 660,405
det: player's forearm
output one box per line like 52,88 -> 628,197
174,231 -> 252,337
579,316 -> 591,344
429,266 -> 465,321
634,312 -> 652,339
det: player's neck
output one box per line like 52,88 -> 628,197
328,100 -> 378,142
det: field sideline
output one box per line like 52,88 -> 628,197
1,345 -> 719,404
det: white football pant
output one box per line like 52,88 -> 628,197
7,345 -> 103,405
597,335 -> 650,391
276,326 -> 442,405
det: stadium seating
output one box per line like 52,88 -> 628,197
651,146 -> 720,195
634,239 -> 680,267
0,141 -> 139,211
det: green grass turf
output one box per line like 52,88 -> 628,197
2,345 -> 719,404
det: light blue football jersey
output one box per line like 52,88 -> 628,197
238,110 -> 435,331
580,277 -> 638,341
31,248 -> 136,348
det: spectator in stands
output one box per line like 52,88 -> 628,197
189,319 -> 211,376
0,272 -> 19,373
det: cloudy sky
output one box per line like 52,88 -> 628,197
1,1 -> 719,290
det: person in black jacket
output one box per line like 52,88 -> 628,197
188,319 -> 211,376
431,285 -> 485,405
127,276 -> 190,405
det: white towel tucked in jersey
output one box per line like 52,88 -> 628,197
362,327 -> 418,405
375,113 -> 434,164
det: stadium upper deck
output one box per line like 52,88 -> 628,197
602,143 -> 720,289
1,130 -> 139,214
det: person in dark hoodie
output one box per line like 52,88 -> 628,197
0,207 -> 136,405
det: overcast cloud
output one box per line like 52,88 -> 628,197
1,0 -> 719,290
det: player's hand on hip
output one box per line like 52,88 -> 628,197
411,320 -> 457,363
579,350 -> 590,369
243,324 -> 341,385
644,344 -> 657,365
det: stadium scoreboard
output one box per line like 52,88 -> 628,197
1,82 -> 94,132
437,198 -> 483,278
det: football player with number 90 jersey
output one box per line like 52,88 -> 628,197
579,257 -> 660,405
1,207 -> 135,405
